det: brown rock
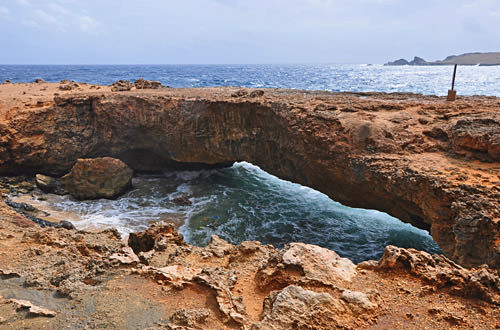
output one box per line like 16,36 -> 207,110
61,157 -> 133,200
128,223 -> 185,254
375,245 -> 500,304
281,242 -> 356,283
109,80 -> 134,91
134,78 -> 162,89
8,298 -> 57,317
1,86 -> 500,268
251,285 -> 345,330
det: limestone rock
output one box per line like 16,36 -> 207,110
8,298 -> 57,317
61,157 -> 133,200
128,223 -> 185,254
251,285 -> 345,330
375,245 -> 500,304
341,289 -> 378,314
168,309 -> 210,329
134,78 -> 162,89
110,80 -> 134,91
451,118 -> 500,161
282,242 -> 356,283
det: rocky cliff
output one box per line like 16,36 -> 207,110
0,82 -> 499,269
385,52 -> 500,66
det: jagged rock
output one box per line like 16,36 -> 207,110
341,290 -> 378,314
128,223 -> 185,254
169,309 -> 210,329
134,78 -> 162,89
369,245 -> 500,304
195,267 -> 247,325
251,285 -> 345,330
2,87 -> 500,268
205,235 -> 234,258
172,196 -> 192,206
282,242 -> 356,283
35,174 -> 66,194
8,298 -> 57,317
140,265 -> 202,286
451,118 -> 500,161
109,246 -> 140,265
60,157 -> 133,200
110,80 -> 134,91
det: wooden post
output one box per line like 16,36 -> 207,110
447,64 -> 457,101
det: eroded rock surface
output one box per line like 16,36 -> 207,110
0,218 -> 499,329
60,157 -> 133,200
0,84 -> 499,268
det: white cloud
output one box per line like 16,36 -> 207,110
15,0 -> 29,5
0,5 -> 10,16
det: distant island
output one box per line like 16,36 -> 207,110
385,52 -> 500,66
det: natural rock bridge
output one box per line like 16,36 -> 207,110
1,85 -> 499,268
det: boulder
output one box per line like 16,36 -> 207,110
134,78 -> 162,89
61,157 -> 133,200
109,80 -> 134,91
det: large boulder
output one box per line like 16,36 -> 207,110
61,157 -> 133,200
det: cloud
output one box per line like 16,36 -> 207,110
0,5 -> 10,16
10,1 -> 102,34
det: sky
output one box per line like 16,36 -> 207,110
0,0 -> 498,64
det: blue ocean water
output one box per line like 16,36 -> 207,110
1,63 -> 499,96
7,63 -> 492,262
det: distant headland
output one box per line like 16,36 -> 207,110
385,52 -> 500,66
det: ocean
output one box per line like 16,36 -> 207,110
4,63 -> 499,263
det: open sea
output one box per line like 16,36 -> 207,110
3,63 -> 499,263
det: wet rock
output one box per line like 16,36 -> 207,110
58,220 -> 75,230
110,80 -> 134,91
251,285 -> 345,330
172,196 -> 192,206
35,174 -> 66,194
134,78 -> 162,89
61,157 -> 133,200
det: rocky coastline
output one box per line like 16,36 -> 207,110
0,80 -> 500,329
385,52 -> 500,66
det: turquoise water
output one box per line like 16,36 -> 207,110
36,162 -> 441,263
